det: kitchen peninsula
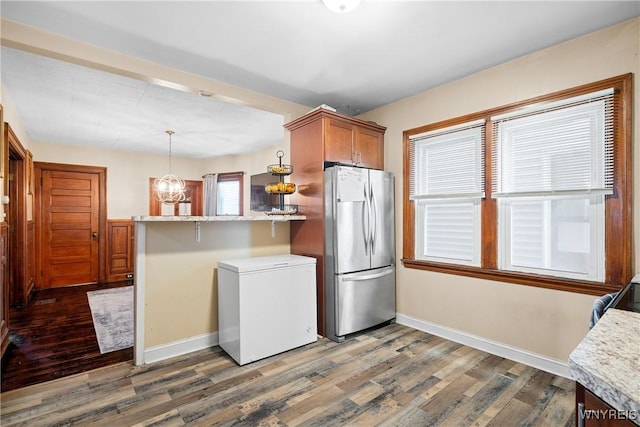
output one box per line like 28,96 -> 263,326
569,276 -> 640,426
132,214 -> 305,365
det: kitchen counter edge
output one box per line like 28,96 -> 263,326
132,215 -> 306,222
569,308 -> 640,414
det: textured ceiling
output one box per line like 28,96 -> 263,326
1,46 -> 285,158
1,1 -> 638,158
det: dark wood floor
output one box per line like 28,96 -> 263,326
1,281 -> 133,392
0,323 -> 576,426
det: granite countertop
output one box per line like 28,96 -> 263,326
569,308 -> 640,414
132,215 -> 306,222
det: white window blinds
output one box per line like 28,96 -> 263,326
217,180 -> 240,215
409,120 -> 485,266
409,120 -> 485,200
492,88 -> 614,198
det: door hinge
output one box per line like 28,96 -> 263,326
8,173 -> 14,181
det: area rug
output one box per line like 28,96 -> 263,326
87,286 -> 133,354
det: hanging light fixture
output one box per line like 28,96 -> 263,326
322,0 -> 362,13
154,130 -> 186,204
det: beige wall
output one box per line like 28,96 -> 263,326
31,139 -> 291,219
143,220 -> 291,348
1,83 -> 31,148
202,139 -> 292,217
0,83 -> 32,221
32,141 -> 199,218
359,17 -> 639,362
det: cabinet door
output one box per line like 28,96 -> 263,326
356,127 -> 384,170
107,220 -> 134,282
325,119 -> 355,165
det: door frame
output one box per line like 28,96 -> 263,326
34,162 -> 107,288
6,124 -> 28,306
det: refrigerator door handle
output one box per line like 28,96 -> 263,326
341,268 -> 393,282
362,185 -> 369,255
370,184 -> 377,254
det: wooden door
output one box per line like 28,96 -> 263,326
41,169 -> 100,287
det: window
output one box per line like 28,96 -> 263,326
213,172 -> 244,216
148,178 -> 203,216
402,74 -> 632,294
493,90 -> 613,282
409,121 -> 485,266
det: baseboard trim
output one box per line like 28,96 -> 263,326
140,317 -> 571,378
143,332 -> 219,364
396,313 -> 571,379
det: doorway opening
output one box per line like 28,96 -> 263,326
1,160 -> 133,392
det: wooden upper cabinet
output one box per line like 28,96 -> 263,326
324,119 -> 355,166
324,116 -> 385,170
355,126 -> 384,169
286,109 -> 386,170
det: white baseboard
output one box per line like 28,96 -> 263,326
143,332 -> 219,364
140,317 -> 571,378
396,313 -> 571,379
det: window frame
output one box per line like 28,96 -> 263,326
216,171 -> 244,216
402,74 -> 633,296
409,122 -> 485,266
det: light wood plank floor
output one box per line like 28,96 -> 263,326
0,324 -> 575,426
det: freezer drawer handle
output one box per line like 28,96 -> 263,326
342,269 -> 393,282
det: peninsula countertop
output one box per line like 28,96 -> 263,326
132,215 -> 306,222
569,308 -> 640,414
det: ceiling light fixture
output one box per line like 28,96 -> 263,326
155,130 -> 186,204
322,0 -> 362,13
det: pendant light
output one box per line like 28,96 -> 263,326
154,130 -> 186,204
322,0 -> 362,13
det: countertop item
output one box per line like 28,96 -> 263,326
569,308 -> 640,415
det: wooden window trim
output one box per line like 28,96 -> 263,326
402,74 -> 633,296
216,171 -> 244,216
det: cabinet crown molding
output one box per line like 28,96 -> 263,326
285,109 -> 386,133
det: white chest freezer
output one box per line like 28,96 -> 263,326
217,254 -> 317,365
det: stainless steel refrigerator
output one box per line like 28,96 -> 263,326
324,164 -> 395,342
